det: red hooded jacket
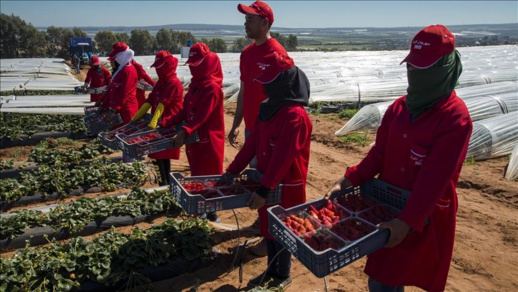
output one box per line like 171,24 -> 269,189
102,63 -> 138,124
146,55 -> 184,160
161,50 -> 225,176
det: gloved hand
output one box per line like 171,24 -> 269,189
217,172 -> 237,186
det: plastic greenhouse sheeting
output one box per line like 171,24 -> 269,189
505,144 -> 518,181
98,45 -> 517,103
335,82 -> 518,136
466,112 -> 518,161
0,107 -> 87,115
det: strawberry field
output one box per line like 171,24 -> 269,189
0,112 -> 217,291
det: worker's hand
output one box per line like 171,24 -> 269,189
247,192 -> 265,210
228,127 -> 240,148
379,218 -> 411,248
103,109 -> 116,122
82,86 -> 88,94
170,129 -> 186,148
324,176 -> 352,199
218,172 -> 237,186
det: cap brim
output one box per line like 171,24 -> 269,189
151,61 -> 165,68
92,61 -> 101,66
400,52 -> 441,69
185,57 -> 205,67
238,4 -> 260,15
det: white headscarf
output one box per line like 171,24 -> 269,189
112,48 -> 135,79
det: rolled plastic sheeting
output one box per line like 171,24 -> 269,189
1,100 -> 93,108
0,107 -> 87,115
505,144 -> 518,181
466,112 -> 518,161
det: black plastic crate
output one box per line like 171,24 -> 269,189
84,105 -> 99,116
267,178 -> 409,278
82,112 -> 123,135
170,169 -> 283,214
137,81 -> 154,91
98,120 -> 149,150
116,125 -> 199,158
86,85 -> 108,94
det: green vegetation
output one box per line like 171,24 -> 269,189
0,188 -> 180,239
464,156 -> 476,166
0,113 -> 87,140
338,108 -> 359,120
0,218 -> 213,291
339,132 -> 371,147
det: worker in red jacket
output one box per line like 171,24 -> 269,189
223,51 -> 312,289
83,55 -> 111,102
101,42 -> 139,163
131,50 -> 184,185
132,59 -> 156,108
164,43 -> 225,221
326,25 -> 472,292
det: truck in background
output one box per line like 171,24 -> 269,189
69,37 -> 93,65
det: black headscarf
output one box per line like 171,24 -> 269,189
259,66 -> 310,121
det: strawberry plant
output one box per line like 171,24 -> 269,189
0,188 -> 180,241
0,218 -> 213,291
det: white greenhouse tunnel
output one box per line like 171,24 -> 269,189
466,112 -> 518,161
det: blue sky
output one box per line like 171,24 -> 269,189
1,1 -> 517,28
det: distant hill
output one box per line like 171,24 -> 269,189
40,22 -> 518,39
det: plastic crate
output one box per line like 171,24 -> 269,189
84,105 -> 99,116
82,113 -> 123,135
116,125 -> 199,158
267,178 -> 409,278
137,81 -> 154,91
98,120 -> 149,150
170,169 -> 283,214
87,85 -> 108,94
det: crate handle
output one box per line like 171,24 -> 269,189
386,186 -> 402,196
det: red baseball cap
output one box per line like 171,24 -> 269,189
108,42 -> 128,59
400,24 -> 455,69
90,55 -> 101,66
254,51 -> 294,84
186,43 -> 210,66
238,0 -> 274,25
151,50 -> 172,68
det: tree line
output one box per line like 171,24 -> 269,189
0,13 -> 298,59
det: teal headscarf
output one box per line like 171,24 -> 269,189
405,50 -> 463,119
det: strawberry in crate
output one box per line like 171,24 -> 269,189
331,219 -> 375,242
336,194 -> 377,212
283,213 -> 319,236
358,205 -> 397,225
140,131 -> 161,142
307,199 -> 349,227
303,230 -> 346,251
